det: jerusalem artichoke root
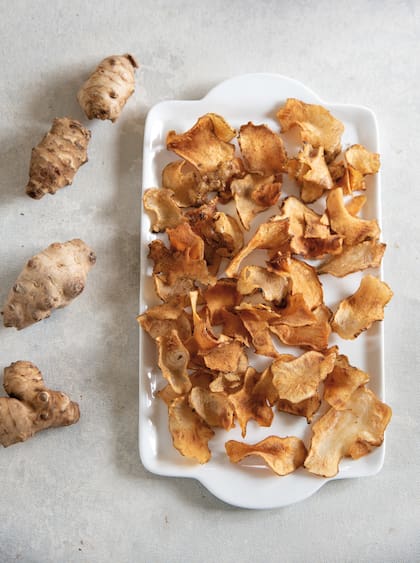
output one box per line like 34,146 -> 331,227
2,239 -> 96,330
26,117 -> 91,199
77,54 -> 138,122
0,361 -> 80,447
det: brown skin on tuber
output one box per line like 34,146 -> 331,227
0,361 -> 80,447
77,54 -> 138,122
26,117 -> 91,199
2,239 -> 96,330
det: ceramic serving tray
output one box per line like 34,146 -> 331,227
139,73 -> 385,509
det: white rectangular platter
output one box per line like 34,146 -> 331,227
139,73 -> 385,509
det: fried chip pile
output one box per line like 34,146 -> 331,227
138,101 -> 392,478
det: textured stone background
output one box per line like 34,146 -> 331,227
0,1 -> 418,561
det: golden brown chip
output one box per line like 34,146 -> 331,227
162,160 -> 205,207
137,298 -> 192,341
156,329 -> 191,395
345,194 -> 367,216
167,222 -> 204,261
189,387 -> 235,430
209,371 -> 243,394
156,383 -> 181,406
229,367 -> 274,437
166,114 -> 243,198
279,196 -> 342,258
202,279 -> 242,325
252,366 -> 278,407
304,386 -> 392,477
189,369 -> 214,390
225,436 -> 307,476
149,239 -> 209,285
220,310 -> 251,346
238,122 -> 287,175
231,174 -> 282,231
326,188 -> 380,245
270,304 -> 332,351
225,217 -> 290,277
271,348 -> 336,403
188,290 -> 220,352
168,396 -> 215,464
202,340 -> 244,373
324,355 -> 370,410
270,256 -> 323,310
166,114 -> 236,174
153,275 -> 195,303
235,303 -> 281,357
237,265 -> 289,303
143,188 -> 185,232
289,144 -> 334,203
277,394 -> 321,423
273,293 -> 316,327
213,212 -> 244,257
344,144 -> 380,192
277,98 -> 344,161
331,275 -> 393,339
317,240 -> 386,278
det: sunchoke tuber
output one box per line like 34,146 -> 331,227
2,239 -> 96,330
0,361 -> 80,447
26,117 -> 91,199
77,54 -> 138,122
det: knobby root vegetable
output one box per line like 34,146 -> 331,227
2,239 -> 96,330
26,117 -> 91,199
0,361 -> 80,447
77,54 -> 138,122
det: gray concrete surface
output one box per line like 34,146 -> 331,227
0,0 -> 419,561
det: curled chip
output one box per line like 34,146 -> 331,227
279,196 -> 342,258
288,144 -> 334,203
220,310 -> 251,346
271,348 -> 336,403
188,290 -> 220,353
210,371 -> 244,394
162,160 -> 205,207
167,222 -> 204,260
317,240 -> 386,278
238,122 -> 287,175
277,394 -> 321,423
189,387 -> 235,430
143,188 -> 185,232
270,304 -> 332,351
326,188 -> 380,245
225,217 -> 290,277
213,212 -> 244,257
273,293 -> 316,327
225,436 -> 307,476
331,275 -> 393,339
166,114 -> 243,195
156,329 -> 191,395
137,297 -> 191,341
237,265 -> 289,303
345,194 -> 367,216
203,279 -> 242,325
277,98 -> 344,161
202,340 -> 244,373
231,174 -> 282,230
168,396 -> 215,464
270,256 -> 323,310
229,367 -> 274,437
235,303 -> 281,358
304,386 -> 392,477
156,383 -> 180,406
324,354 -> 370,410
343,144 -> 380,193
